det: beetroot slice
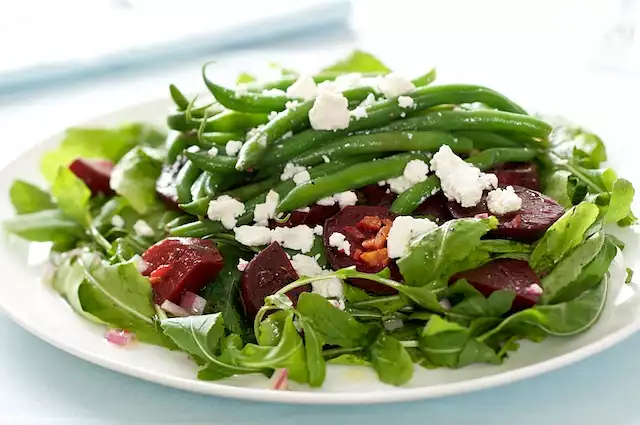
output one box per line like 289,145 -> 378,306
271,204 -> 339,228
323,206 -> 397,294
68,158 -> 115,196
451,259 -> 542,312
241,242 -> 308,318
155,156 -> 186,210
141,237 -> 224,304
447,185 -> 564,242
414,192 -> 452,224
490,162 -> 540,191
359,184 -> 396,207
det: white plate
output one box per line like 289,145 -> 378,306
0,97 -> 639,405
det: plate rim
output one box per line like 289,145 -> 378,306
1,96 -> 639,405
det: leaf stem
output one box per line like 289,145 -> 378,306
322,346 -> 363,358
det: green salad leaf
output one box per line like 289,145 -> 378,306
110,147 -> 163,214
300,317 -> 326,387
51,166 -> 92,225
9,180 -> 56,214
236,72 -> 257,84
369,332 -> 414,386
161,313 -> 226,361
321,50 -> 391,74
446,279 -> 515,322
51,252 -> 103,324
3,209 -> 84,247
604,178 -> 635,224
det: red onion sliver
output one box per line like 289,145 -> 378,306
270,368 -> 289,391
105,329 -> 133,346
160,300 -> 190,317
180,291 -> 207,315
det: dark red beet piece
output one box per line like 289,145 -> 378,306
241,242 -> 308,318
490,162 -> 540,191
447,185 -> 564,242
141,237 -> 224,304
451,259 -> 542,312
271,204 -> 339,228
359,184 -> 396,207
324,206 -> 398,294
414,192 -> 452,224
68,158 -> 115,196
156,156 -> 187,210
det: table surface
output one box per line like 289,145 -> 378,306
2,2 -> 640,423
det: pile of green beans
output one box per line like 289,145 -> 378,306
164,67 -> 552,234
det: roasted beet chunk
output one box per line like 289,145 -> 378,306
323,206 -> 398,294
155,156 -> 186,210
241,242 -> 308,318
447,185 -> 564,242
141,237 -> 224,304
451,259 -> 542,312
359,184 -> 396,207
271,204 -> 339,228
490,162 -> 540,191
68,158 -> 115,196
414,192 -> 452,224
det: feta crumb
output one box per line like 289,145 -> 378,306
383,319 -> 404,332
282,131 -> 293,139
350,106 -> 368,120
377,180 -> 387,186
486,186 -> 522,215
133,219 -> 155,237
253,190 -> 280,226
281,162 -> 307,181
235,83 -> 249,96
439,298 -> 452,310
317,72 -> 363,94
110,215 -> 125,228
285,100 -> 300,110
328,232 -> 350,255
234,225 -> 273,246
286,75 -> 318,100
207,195 -> 246,229
268,111 -> 279,121
313,225 -> 323,235
359,92 -> 377,108
430,145 -> 498,207
246,125 -> 264,139
262,88 -> 286,96
335,191 -> 358,208
387,216 -> 437,258
207,147 -> 219,157
309,91 -> 351,131
237,259 -> 249,272
186,145 -> 200,153
296,207 -> 311,213
400,112 -> 406,118
322,155 -> 331,163
290,253 -> 344,306
387,159 -> 430,194
378,73 -> 415,98
271,225 -> 315,253
225,140 -> 243,156
398,95 -> 415,108
526,283 -> 544,295
407,133 -> 413,140
317,196 -> 336,206
329,299 -> 346,310
292,170 -> 311,186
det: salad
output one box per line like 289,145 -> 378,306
4,50 -> 636,389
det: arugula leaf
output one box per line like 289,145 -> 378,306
236,72 -> 257,84
257,310 -> 288,346
300,317 -> 326,387
51,252 -> 103,324
604,178 -> 635,224
478,239 -> 533,255
296,292 -> 371,348
369,332 -> 413,386
40,123 -> 165,183
110,147 -> 163,214
78,258 -> 172,347
540,230 -> 605,304
161,313 -> 225,361
530,202 -> 600,274
321,50 -> 391,74
9,180 -> 56,214
326,353 -> 370,366
51,166 -> 92,225
549,124 -> 607,169
544,170 -> 579,208
446,279 -> 515,321
398,217 -> 497,287
457,338 -> 501,367
3,209 -> 84,246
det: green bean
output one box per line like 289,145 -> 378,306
290,131 -> 472,167
169,220 -> 225,238
179,196 -> 211,217
164,215 -> 196,230
276,152 -> 430,213
203,172 -> 221,196
169,84 -> 190,110
175,160 -> 201,204
181,172 -> 250,216
452,131 -> 521,149
390,147 -> 538,214
412,68 -> 437,87
252,72 -> 382,92
225,175 -> 281,201
190,172 -> 209,200
378,110 -> 551,139
262,129 -> 341,167
235,86 -> 376,171
184,151 -> 238,173
166,132 -> 197,164
200,132 -> 244,146
167,109 -> 268,133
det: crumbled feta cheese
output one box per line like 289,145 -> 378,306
225,140 -> 243,156
400,112 -> 406,118
313,225 -> 323,235
186,145 -> 200,153
281,162 -> 307,181
322,155 -> 331,163
290,254 -> 344,306
377,180 -> 386,186
285,100 -> 300,110
526,283 -> 544,296
406,133 -> 413,140
271,225 -> 315,253
282,131 -> 293,139
486,186 -> 522,215
387,216 -> 437,258
329,299 -> 346,310
286,75 -> 318,100
262,88 -> 286,96
386,159 -> 430,194
237,258 -> 249,272
328,232 -> 350,255
317,196 -> 336,206
110,215 -> 125,228
314,191 -> 358,208
398,95 -> 415,108
235,83 -> 249,96
378,73 -> 415,98
253,190 -> 280,226
234,225 -> 273,246
133,219 -> 155,237
350,106 -> 368,120
317,72 -> 364,94
309,91 -> 351,131
207,146 -> 218,157
268,111 -> 279,121
207,195 -> 246,229
246,125 -> 264,140
439,298 -> 452,310
359,93 -> 377,108
430,145 -> 498,207
383,319 -> 404,332
292,170 -> 311,186
296,207 -> 310,213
